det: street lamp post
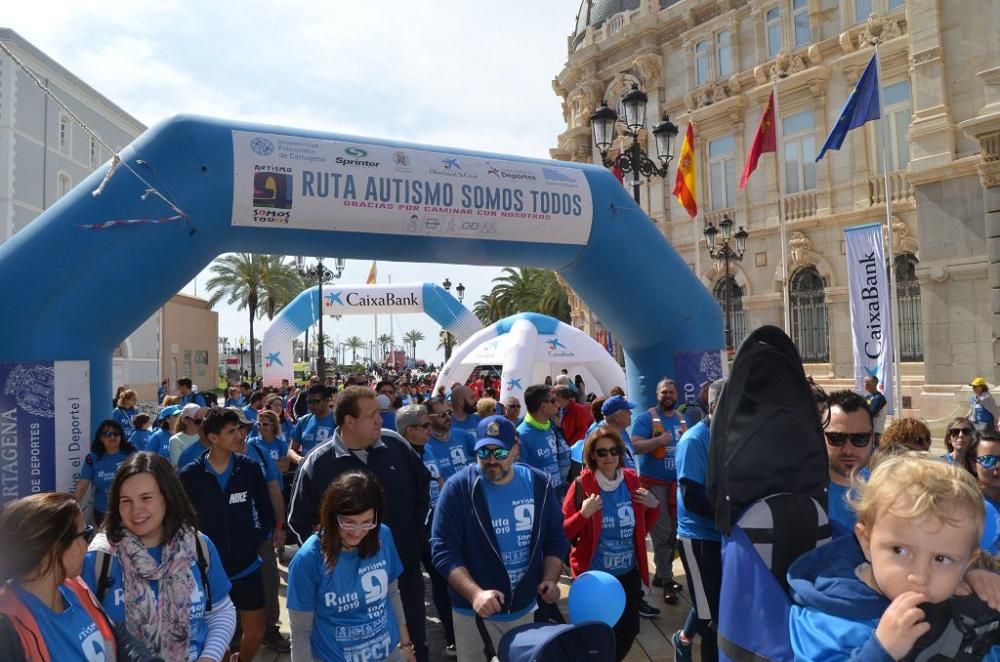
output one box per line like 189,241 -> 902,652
441,278 -> 460,361
590,83 -> 679,206
296,256 -> 346,381
238,335 -> 246,375
703,215 -> 749,352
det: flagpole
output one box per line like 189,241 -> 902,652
771,76 -> 791,334
873,40 -> 903,416
690,114 -> 703,290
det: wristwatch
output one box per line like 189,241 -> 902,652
398,641 -> 415,651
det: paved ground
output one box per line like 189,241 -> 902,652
252,546 -> 697,661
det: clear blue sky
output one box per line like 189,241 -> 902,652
8,0 -> 583,361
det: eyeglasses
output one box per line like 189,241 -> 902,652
949,428 -> 975,438
505,403 -> 521,409
594,447 -> 621,458
429,410 -> 453,418
72,525 -> 95,544
337,516 -> 378,532
824,431 -> 872,448
476,447 -> 511,461
101,430 -> 121,437
976,455 -> 1000,470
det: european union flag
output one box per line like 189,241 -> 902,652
815,54 -> 880,161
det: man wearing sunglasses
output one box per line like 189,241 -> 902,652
431,415 -> 568,661
824,390 -> 875,532
289,384 -> 335,463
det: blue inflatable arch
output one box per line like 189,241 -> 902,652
0,115 -> 723,430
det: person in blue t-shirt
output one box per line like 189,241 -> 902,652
250,394 -> 295,442
672,379 -> 726,662
251,409 -> 292,475
176,377 -> 207,407
0,492 -> 119,662
516,385 -> 567,494
969,377 -> 999,432
111,388 -> 139,439
287,470 -> 416,662
449,385 -> 481,435
600,396 -> 638,470
290,384 -> 336,463
74,419 -> 137,526
81,452 -> 237,661
942,417 -> 976,466
128,413 -> 153,451
823,391 -> 876,533
425,397 -> 475,504
147,405 -> 182,459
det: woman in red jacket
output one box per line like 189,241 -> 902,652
563,427 -> 660,661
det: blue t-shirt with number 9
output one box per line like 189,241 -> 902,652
480,464 -> 535,610
286,524 -> 404,662
590,481 -> 636,576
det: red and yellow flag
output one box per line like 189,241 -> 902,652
672,123 -> 697,218
366,260 -> 377,284
739,91 -> 777,190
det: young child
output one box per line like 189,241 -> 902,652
788,453 -> 1000,661
128,412 -> 153,451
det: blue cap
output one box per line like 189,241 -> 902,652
601,395 -> 636,417
474,415 -> 517,451
158,404 -> 182,419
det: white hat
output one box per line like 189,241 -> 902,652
181,403 -> 203,419
376,394 -> 392,411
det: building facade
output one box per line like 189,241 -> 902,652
552,0 -> 1000,419
162,294 -> 219,396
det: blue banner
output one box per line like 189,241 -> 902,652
1,361 -> 90,505
672,350 -> 724,409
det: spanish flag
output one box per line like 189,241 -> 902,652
366,260 -> 377,284
672,122 -> 697,218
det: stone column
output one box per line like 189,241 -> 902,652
960,67 -> 1000,383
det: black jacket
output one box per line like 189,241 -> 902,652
288,429 -> 430,569
179,452 -> 274,577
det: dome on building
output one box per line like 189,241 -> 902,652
572,0 -> 680,50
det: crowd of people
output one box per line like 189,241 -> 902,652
1,365 -> 999,661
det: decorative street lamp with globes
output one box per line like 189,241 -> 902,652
703,215 -> 749,352
590,83 -> 679,206
296,256 -> 346,381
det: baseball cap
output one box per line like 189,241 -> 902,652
474,415 -> 517,451
180,403 -> 203,419
601,395 -> 636,417
376,394 -> 392,411
226,407 -> 253,426
159,404 -> 182,419
971,377 -> 988,387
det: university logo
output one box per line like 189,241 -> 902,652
250,137 -> 274,156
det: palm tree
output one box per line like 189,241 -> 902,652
205,253 -> 270,379
487,267 -> 571,323
403,329 -> 425,361
344,336 -> 364,363
474,292 -> 505,325
438,330 -> 456,362
377,334 -> 394,359
258,256 -> 302,320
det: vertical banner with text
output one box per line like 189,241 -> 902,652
844,224 -> 894,414
1,361 -> 90,505
673,350 -> 724,410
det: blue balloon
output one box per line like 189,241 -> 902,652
570,440 -> 584,464
568,570 -> 625,626
982,498 -> 1000,555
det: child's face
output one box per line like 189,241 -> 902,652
856,506 -> 979,604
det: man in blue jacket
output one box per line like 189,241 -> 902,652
431,415 -> 568,661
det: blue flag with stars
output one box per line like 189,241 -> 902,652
815,53 -> 880,161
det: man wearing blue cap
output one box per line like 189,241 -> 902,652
431,415 -> 568,661
601,396 -> 638,469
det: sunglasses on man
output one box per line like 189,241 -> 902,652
976,454 -> 1000,470
476,447 -> 511,461
824,431 -> 872,448
429,410 -> 453,418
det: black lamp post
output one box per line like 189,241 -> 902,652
441,278 -> 458,361
456,282 -> 466,303
704,215 -> 749,352
591,83 -> 679,205
296,256 -> 346,381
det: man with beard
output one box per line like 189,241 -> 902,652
431,416 -> 567,661
823,390 -> 874,532
630,378 -> 687,604
450,385 -> 481,438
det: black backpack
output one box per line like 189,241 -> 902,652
706,325 -> 828,535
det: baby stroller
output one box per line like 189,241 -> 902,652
476,615 -> 615,662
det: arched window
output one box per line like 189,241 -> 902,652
895,253 -> 923,361
713,276 -> 746,347
790,266 -> 829,362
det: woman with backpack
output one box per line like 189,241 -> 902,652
562,427 -> 660,662
73,419 -> 138,526
0,492 -> 117,661
82,452 -> 237,661
286,470 -> 416,662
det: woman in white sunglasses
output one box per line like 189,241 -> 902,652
286,470 -> 416,662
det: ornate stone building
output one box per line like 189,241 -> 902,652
551,0 -> 1000,419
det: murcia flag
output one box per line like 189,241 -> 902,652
739,91 -> 776,190
672,123 -> 697,218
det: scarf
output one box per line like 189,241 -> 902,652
109,527 -> 198,661
595,468 -> 624,493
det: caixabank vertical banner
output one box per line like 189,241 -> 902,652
0,361 -> 90,505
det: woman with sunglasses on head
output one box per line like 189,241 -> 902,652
0,493 -> 117,661
287,470 -> 415,662
83,452 -> 237,661
251,394 -> 295,442
170,403 -> 208,467
74,419 -> 137,526
943,416 -> 977,466
562,427 -> 660,661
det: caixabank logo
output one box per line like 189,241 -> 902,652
252,168 -> 293,224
